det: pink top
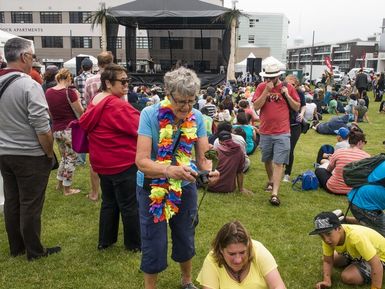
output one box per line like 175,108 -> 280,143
327,147 -> 370,194
45,88 -> 78,131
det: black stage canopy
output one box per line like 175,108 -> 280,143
108,0 -> 230,85
109,0 -> 230,29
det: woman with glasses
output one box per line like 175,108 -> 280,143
315,130 -> 370,195
135,66 -> 220,289
79,64 -> 141,252
45,68 -> 83,196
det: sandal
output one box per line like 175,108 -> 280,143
269,195 -> 280,206
265,182 -> 273,192
86,194 -> 99,202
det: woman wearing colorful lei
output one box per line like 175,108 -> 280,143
136,67 -> 220,289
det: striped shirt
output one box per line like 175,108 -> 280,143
327,147 -> 370,195
84,73 -> 101,106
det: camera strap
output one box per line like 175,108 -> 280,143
170,130 -> 182,165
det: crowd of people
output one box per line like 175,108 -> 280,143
1,37 -> 385,289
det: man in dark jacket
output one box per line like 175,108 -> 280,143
355,68 -> 368,98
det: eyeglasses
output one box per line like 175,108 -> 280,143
265,76 -> 276,80
112,78 -> 130,85
170,94 -> 196,107
22,52 -> 36,59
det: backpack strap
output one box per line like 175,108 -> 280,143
292,175 -> 303,191
0,74 -> 22,99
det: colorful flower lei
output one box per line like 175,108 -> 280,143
149,98 -> 198,223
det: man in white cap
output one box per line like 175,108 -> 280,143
252,63 -> 300,206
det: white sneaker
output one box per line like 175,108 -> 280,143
332,209 -> 343,217
282,174 -> 290,182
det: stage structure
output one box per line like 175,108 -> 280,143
108,0 -> 231,87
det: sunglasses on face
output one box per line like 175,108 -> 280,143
265,77 -> 276,80
22,52 -> 36,60
112,78 -> 130,85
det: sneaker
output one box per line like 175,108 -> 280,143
282,174 -> 290,182
332,209 -> 343,217
313,163 -> 320,169
28,246 -> 61,261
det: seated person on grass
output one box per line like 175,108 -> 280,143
213,121 -> 250,173
327,93 -> 339,115
315,130 -> 370,195
353,99 -> 370,123
310,211 -> 385,289
233,110 -> 258,155
201,107 -> 213,137
343,159 -> 385,237
197,220 -> 287,289
316,127 -> 350,168
208,131 -> 253,195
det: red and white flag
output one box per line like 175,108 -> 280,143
324,56 -> 333,73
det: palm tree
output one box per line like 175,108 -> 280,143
214,9 -> 246,82
85,2 -> 117,52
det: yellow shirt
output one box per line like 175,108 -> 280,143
197,240 -> 278,289
322,224 -> 385,262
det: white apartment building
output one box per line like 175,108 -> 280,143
236,12 -> 289,64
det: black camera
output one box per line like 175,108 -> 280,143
195,170 -> 210,187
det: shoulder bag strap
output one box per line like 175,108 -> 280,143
0,74 -> 22,99
66,88 -> 81,119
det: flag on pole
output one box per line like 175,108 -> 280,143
324,56 -> 333,73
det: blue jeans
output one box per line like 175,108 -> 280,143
351,203 -> 385,237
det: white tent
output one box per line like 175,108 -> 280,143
63,54 -> 98,75
0,30 -> 28,60
235,52 -> 256,74
262,56 -> 286,70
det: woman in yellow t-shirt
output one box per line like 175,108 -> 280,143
197,221 -> 286,289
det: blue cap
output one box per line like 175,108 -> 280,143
334,127 -> 349,139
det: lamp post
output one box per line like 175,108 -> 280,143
310,30 -> 315,83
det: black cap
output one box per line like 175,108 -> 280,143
309,212 -> 341,235
218,131 -> 232,142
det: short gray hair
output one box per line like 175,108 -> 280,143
164,67 -> 200,98
4,37 -> 33,63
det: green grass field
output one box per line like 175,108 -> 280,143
0,92 -> 383,289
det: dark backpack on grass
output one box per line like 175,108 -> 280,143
343,154 -> 385,188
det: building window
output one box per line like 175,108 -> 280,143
23,36 -> 35,42
72,37 -> 93,48
0,12 -> 4,23
42,36 -> 63,48
160,37 -> 183,49
69,12 -> 92,24
248,35 -> 255,44
194,38 -> 211,49
249,19 -> 255,28
99,37 -> 123,49
11,12 -> 33,23
40,12 -> 62,24
238,35 -> 241,41
136,37 -> 153,49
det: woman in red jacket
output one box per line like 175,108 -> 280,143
79,64 -> 140,251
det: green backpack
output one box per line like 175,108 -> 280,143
343,153 -> 385,188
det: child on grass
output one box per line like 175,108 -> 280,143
310,211 -> 385,289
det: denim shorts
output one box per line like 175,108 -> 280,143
259,133 -> 290,164
136,182 -> 198,274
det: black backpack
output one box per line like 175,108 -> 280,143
342,154 -> 385,188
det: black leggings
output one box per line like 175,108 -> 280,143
379,100 -> 385,112
315,168 -> 334,193
285,124 -> 301,175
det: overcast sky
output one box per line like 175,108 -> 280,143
223,0 -> 385,46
